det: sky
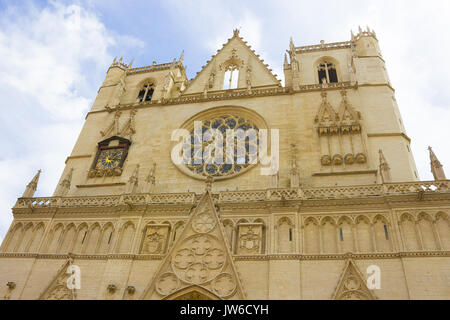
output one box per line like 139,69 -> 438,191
0,0 -> 449,242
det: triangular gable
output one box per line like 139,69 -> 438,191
332,259 -> 377,300
100,109 -> 137,139
39,259 -> 75,300
338,91 -> 360,125
315,92 -> 339,126
183,29 -> 281,94
141,190 -> 246,300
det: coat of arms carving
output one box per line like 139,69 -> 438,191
237,224 -> 263,255
141,225 -> 170,254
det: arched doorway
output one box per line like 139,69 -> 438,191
164,285 -> 221,300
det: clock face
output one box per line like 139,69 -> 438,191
96,149 -> 124,169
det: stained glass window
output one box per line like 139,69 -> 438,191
183,114 -> 259,178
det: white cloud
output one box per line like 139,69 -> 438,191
0,2 -> 143,240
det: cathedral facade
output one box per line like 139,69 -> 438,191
0,28 -> 449,300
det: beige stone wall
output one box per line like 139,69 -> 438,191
0,30 -> 447,300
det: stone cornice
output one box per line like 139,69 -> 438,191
85,82 -> 358,118
85,82 -> 396,118
234,251 -> 450,261
12,181 -> 450,216
1,250 -> 448,261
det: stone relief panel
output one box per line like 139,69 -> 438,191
141,224 -> 170,254
236,223 -> 264,255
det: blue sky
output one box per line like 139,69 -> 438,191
0,0 -> 449,242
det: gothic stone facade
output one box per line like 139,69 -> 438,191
0,29 -> 449,300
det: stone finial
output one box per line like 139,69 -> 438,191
22,170 -> 41,198
379,149 -> 392,183
428,146 -> 446,181
127,58 -> 134,69
54,168 -> 74,197
144,162 -> 156,193
126,165 -> 140,194
233,28 -> 240,37
179,50 -> 184,63
289,37 -> 295,53
290,144 -> 299,188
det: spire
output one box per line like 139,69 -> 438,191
144,162 -> 156,193
289,37 -> 295,53
179,50 -> 184,63
127,58 -> 134,69
428,146 -> 446,181
379,149 -> 392,183
126,165 -> 140,194
54,168 -> 74,197
22,170 -> 41,198
284,53 -> 289,68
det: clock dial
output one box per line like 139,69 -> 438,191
96,149 -> 124,169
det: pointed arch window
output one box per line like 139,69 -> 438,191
318,61 -> 338,84
138,82 -> 155,102
223,65 -> 239,90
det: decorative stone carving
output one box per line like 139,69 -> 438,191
208,68 -> 216,89
289,144 -> 300,188
140,191 -> 245,300
125,164 -> 140,194
156,273 -> 180,296
321,155 -> 332,166
192,210 -> 216,234
355,153 -> 367,164
378,150 -> 391,183
172,234 -> 225,285
143,162 -> 156,193
100,109 -> 137,139
332,154 -> 343,166
54,168 -> 73,197
237,223 -> 263,255
40,260 -> 75,300
141,225 -> 170,254
212,273 -> 236,298
344,153 -> 355,165
333,259 -> 376,300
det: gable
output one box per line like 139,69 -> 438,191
332,260 -> 377,300
183,30 -> 281,94
141,190 -> 245,300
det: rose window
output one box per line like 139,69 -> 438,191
182,114 -> 259,178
